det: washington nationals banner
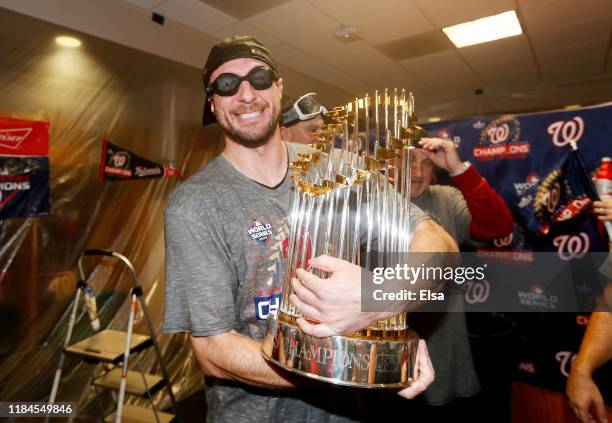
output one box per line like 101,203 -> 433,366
0,156 -> 50,219
99,139 -> 182,182
422,102 -> 612,398
521,145 -> 599,236
0,116 -> 50,219
0,117 -> 49,156
423,102 -> 612,252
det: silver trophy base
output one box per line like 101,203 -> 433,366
262,314 -> 419,388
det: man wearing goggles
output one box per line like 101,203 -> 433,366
164,36 -> 455,423
200,38 -> 282,149
206,66 -> 279,97
280,93 -> 327,145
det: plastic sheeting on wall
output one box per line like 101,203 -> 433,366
0,8 -> 224,414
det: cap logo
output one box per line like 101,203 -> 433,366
251,47 -> 265,57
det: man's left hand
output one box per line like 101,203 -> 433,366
594,199 -> 612,222
397,339 -> 435,399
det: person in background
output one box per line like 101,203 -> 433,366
280,92 -> 326,144
409,137 -> 515,419
411,137 -> 514,243
567,301 -> 612,423
567,201 -> 612,423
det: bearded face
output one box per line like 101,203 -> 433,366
209,58 -> 283,148
214,94 -> 281,148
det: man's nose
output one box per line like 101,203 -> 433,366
236,80 -> 256,102
411,163 -> 423,178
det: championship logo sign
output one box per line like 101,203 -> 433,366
473,117 -> 530,160
0,157 -> 50,219
533,147 -> 596,233
534,168 -> 581,222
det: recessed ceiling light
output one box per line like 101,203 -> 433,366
427,117 -> 442,123
335,26 -> 359,42
442,10 -> 522,48
564,104 -> 581,110
55,36 -> 81,47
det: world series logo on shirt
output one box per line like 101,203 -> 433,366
247,219 -> 273,246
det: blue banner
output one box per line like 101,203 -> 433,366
423,102 -> 612,253
0,156 -> 50,219
422,103 -> 612,398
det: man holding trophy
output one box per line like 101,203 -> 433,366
163,36 -> 458,422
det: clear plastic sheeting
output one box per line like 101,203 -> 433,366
0,8 -> 223,415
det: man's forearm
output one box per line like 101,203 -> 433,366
190,330 -> 294,389
452,165 -> 514,240
410,219 -> 459,253
573,311 -> 612,376
397,219 -> 459,312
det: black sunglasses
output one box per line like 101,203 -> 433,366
206,67 -> 278,97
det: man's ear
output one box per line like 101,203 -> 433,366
276,77 -> 284,94
210,98 -> 215,114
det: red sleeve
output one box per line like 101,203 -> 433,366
451,165 -> 514,241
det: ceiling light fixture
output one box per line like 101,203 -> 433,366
335,26 -> 359,43
55,36 -> 81,48
442,10 -> 522,48
428,117 -> 442,123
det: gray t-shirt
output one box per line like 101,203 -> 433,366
411,185 -> 481,405
163,142 -> 429,422
413,185 -> 471,245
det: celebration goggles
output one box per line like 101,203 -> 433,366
206,66 -> 279,96
282,92 -> 328,127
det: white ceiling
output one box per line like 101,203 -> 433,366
1,0 -> 611,120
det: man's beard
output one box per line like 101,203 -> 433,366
219,105 -> 281,148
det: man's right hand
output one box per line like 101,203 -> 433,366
418,138 -> 464,174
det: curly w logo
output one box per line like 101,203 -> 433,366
547,117 -> 584,147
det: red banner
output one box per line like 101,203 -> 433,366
0,117 -> 49,156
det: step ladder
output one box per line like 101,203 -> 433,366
48,249 -> 179,423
